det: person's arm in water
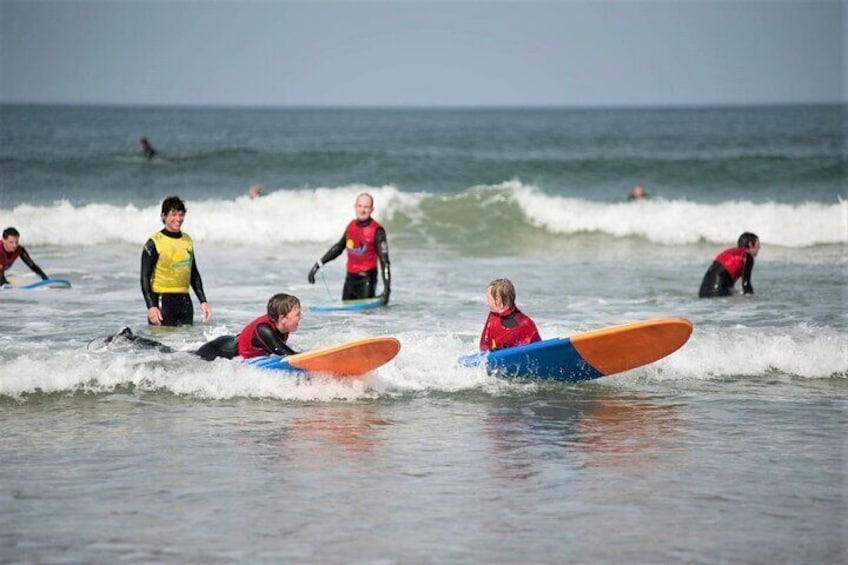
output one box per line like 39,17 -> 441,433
140,239 -> 162,323
19,247 -> 49,280
376,226 -> 391,304
740,253 -> 755,295
189,259 -> 211,322
254,322 -> 299,356
307,233 -> 347,284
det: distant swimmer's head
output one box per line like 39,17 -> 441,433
267,293 -> 302,333
160,196 -> 187,232
737,232 -> 760,256
487,278 -> 517,312
354,192 -> 374,222
629,185 -> 647,200
248,184 -> 263,199
2,226 -> 21,252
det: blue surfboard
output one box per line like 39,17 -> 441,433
459,318 -> 693,382
309,297 -> 384,312
1,278 -> 72,291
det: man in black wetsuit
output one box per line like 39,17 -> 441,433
139,137 -> 157,160
1,227 -> 50,286
307,192 -> 391,304
140,196 -> 211,326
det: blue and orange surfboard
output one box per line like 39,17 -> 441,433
246,336 -> 400,377
459,318 -> 693,382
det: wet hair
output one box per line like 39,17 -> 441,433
3,227 -> 20,239
267,293 -> 301,322
160,196 -> 187,217
488,278 -> 516,309
737,232 -> 759,250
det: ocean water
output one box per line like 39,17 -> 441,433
1,104 -> 846,563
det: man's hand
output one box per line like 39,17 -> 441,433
147,306 -> 163,325
308,262 -> 320,284
200,302 -> 211,323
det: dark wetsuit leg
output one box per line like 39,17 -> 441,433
342,268 -> 378,300
151,293 -> 194,326
195,335 -> 239,361
699,261 -> 734,298
101,327 -> 174,352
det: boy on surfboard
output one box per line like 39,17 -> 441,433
307,192 -> 391,305
195,293 -> 302,360
0,227 -> 51,287
479,278 -> 541,352
102,293 -> 302,361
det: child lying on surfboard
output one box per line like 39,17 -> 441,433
95,293 -> 302,361
479,278 -> 541,352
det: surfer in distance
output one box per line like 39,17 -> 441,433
479,278 -> 542,352
698,232 -> 760,298
628,184 -> 649,200
0,227 -> 51,287
307,192 -> 391,305
139,137 -> 157,160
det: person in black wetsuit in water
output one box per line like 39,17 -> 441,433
307,192 -> 391,304
698,232 -> 760,298
139,137 -> 157,160
1,227 -> 51,286
140,196 -> 211,326
97,293 -> 302,362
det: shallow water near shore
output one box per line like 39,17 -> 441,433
1,104 -> 846,562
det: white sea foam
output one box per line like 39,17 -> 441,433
510,181 -> 847,247
3,182 -> 844,248
2,324 -> 844,401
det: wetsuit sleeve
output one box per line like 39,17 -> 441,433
140,239 -> 159,309
376,227 -> 391,289
254,323 -> 298,356
190,258 -> 208,304
741,253 -> 755,294
19,247 -> 48,280
479,313 -> 495,352
319,234 -> 347,265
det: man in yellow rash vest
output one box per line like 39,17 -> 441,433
140,196 -> 211,326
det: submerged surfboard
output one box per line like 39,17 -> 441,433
1,278 -> 72,291
309,297 -> 385,312
246,336 -> 401,377
458,318 -> 693,382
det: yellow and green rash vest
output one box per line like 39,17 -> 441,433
149,231 -> 195,293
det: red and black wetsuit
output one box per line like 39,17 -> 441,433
236,315 -> 298,360
699,246 -> 755,298
319,218 -> 391,301
193,315 -> 299,361
0,245 -> 48,286
479,306 -> 542,352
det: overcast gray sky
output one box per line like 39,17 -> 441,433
1,0 -> 844,107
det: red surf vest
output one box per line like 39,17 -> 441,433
479,307 -> 542,352
715,247 -> 747,281
0,246 -> 22,270
237,314 -> 289,359
344,219 -> 381,273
